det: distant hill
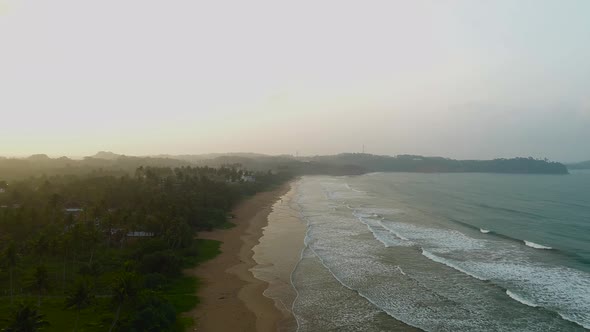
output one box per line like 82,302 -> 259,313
156,152 -> 271,163
190,154 -> 366,175
567,160 -> 590,170
170,153 -> 568,175
27,154 -> 52,161
0,152 -> 569,181
306,154 -> 568,174
0,154 -> 191,180
92,151 -> 122,160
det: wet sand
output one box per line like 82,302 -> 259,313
185,181 -> 303,332
251,181 -> 307,331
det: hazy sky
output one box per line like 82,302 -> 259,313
1,0 -> 589,161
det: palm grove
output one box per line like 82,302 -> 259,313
0,166 -> 289,331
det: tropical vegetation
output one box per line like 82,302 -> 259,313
0,165 -> 289,331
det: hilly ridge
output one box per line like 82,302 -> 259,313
0,151 -> 569,181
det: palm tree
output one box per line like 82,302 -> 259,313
82,224 -> 101,266
65,281 -> 93,332
48,193 -> 62,223
164,219 -> 192,249
4,303 -> 49,332
30,266 -> 50,307
2,241 -> 18,305
32,234 -> 49,258
108,272 -> 137,332
57,233 -> 72,294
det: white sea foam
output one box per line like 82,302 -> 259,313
380,220 -> 485,252
378,221 -> 410,241
524,240 -> 552,249
480,228 -> 490,234
506,290 -> 538,308
559,313 -> 590,330
421,249 -> 488,281
294,176 -> 590,331
395,265 -> 407,275
322,181 -> 367,200
354,207 -> 402,217
420,252 -> 590,329
355,216 -> 411,247
345,182 -> 366,193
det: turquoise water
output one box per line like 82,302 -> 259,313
292,171 -> 590,331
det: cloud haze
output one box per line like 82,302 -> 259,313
1,0 -> 589,161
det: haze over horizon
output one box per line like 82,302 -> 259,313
2,0 -> 589,162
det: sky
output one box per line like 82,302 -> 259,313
1,0 -> 589,162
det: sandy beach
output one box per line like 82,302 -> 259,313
251,182 -> 307,331
186,181 -> 302,332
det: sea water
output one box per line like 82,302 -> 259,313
291,171 -> 590,331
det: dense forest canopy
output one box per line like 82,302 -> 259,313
0,165 -> 289,331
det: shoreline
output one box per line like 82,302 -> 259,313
185,182 -> 294,332
251,181 -> 307,331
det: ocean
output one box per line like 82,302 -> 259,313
290,171 -> 590,331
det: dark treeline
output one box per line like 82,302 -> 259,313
0,165 -> 289,331
0,152 -> 568,182
0,154 -> 193,181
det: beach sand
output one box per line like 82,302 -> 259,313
251,182 -> 307,331
186,181 -> 303,332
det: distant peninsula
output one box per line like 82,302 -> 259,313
190,154 -> 568,175
304,154 -> 569,175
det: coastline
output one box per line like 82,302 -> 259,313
251,181 -> 307,331
185,181 -> 295,332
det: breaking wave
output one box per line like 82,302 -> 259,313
505,290 -> 538,307
524,240 -> 552,250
